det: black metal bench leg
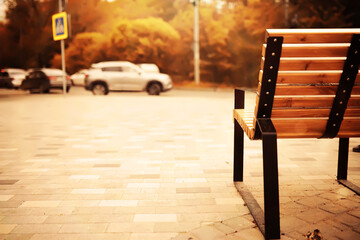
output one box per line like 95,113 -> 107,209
234,120 -> 244,182
262,133 -> 280,239
337,138 -> 360,195
337,138 -> 349,180
234,89 -> 245,182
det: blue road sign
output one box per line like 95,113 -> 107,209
55,17 -> 65,36
52,12 -> 68,41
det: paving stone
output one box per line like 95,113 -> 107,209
233,227 -> 264,239
12,224 -> 62,234
319,202 -> 348,214
296,208 -> 334,224
129,233 -> 178,240
280,216 -> 309,232
190,225 -> 225,240
0,234 -> 34,240
170,232 -> 200,240
334,213 -> 360,227
176,188 -> 211,194
107,223 -> 154,233
348,208 -> 360,218
134,214 -> 177,222
59,223 -> 108,233
0,224 -> 17,234
283,231 -> 308,240
212,222 -> 237,235
335,230 -> 360,240
29,234 -> 81,240
19,201 -> 61,208
154,222 -> 201,233
0,180 -> 19,185
295,196 -> 331,208
0,216 -> 47,224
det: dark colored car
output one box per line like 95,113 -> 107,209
21,69 -> 71,93
0,70 -> 14,89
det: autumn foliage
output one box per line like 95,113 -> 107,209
1,0 -> 359,88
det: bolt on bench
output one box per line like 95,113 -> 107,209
233,29 -> 360,239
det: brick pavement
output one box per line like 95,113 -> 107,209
0,88 -> 359,240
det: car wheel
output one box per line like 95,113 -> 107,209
92,83 -> 108,95
29,89 -> 37,94
66,86 -> 70,93
147,82 -> 161,95
39,84 -> 46,94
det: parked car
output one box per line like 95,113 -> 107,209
2,68 -> 27,89
70,69 -> 88,86
0,70 -> 14,89
84,61 -> 172,95
136,63 -> 160,73
21,68 -> 71,93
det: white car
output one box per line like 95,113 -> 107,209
3,68 -> 27,89
84,61 -> 172,95
71,69 -> 88,86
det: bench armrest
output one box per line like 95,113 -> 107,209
257,118 -> 277,136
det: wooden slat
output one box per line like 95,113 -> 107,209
235,109 -> 360,138
259,70 -> 360,84
273,85 -> 360,96
272,118 -> 360,138
264,57 -> 346,71
271,108 -> 360,118
266,29 -> 360,43
272,96 -> 360,109
262,44 -> 349,58
257,82 -> 360,96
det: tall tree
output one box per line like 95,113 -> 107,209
1,0 -> 58,68
67,0 -> 107,35
106,17 -> 180,72
226,0 -> 284,87
288,0 -> 349,28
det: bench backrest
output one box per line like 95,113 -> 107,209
254,29 -> 360,138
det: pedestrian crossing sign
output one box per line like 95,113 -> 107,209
52,12 -> 68,41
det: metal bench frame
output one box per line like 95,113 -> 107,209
233,33 -> 360,239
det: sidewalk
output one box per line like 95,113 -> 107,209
0,89 -> 359,240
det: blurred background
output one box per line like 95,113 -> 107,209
0,0 -> 359,88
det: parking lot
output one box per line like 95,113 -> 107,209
0,87 -> 359,240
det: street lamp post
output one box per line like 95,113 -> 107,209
284,0 -> 289,27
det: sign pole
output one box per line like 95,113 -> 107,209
61,39 -> 66,95
59,0 -> 66,95
52,2 -> 68,97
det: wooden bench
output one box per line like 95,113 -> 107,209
233,29 -> 360,239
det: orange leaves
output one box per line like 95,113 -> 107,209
56,16 -> 181,74
60,32 -> 107,73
